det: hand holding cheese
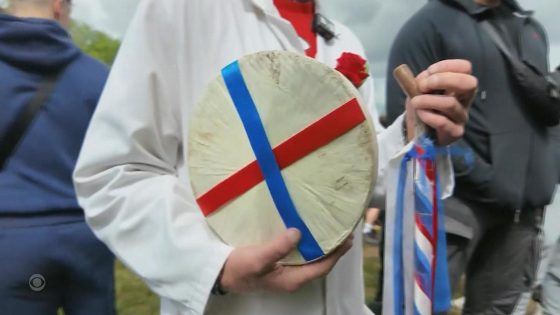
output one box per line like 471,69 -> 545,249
220,228 -> 353,294
188,51 -> 378,265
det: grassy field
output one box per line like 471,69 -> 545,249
362,244 -> 461,315
114,262 -> 160,315
110,244 -> 462,315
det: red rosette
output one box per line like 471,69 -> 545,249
335,52 -> 369,88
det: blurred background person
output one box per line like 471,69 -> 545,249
533,120 -> 560,315
535,188 -> 560,315
533,123 -> 560,315
362,207 -> 381,245
385,0 -> 560,314
0,0 -> 115,314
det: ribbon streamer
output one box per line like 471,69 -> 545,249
392,136 -> 452,315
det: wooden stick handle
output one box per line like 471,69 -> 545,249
392,64 -> 437,142
393,64 -> 419,98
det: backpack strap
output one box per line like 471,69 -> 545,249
0,73 -> 61,170
479,20 -> 518,63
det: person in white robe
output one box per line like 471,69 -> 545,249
73,0 -> 477,314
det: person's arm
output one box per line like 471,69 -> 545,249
73,1 -> 233,312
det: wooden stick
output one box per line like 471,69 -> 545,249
392,64 -> 437,142
393,64 -> 419,98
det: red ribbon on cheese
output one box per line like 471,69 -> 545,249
196,97 -> 367,216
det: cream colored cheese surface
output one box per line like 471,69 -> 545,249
188,51 -> 378,264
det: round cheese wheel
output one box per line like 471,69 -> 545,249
188,51 -> 378,264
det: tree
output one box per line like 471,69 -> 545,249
70,21 -> 121,65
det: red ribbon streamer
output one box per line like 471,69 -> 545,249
196,98 -> 366,217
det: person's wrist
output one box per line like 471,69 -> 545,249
211,267 -> 228,296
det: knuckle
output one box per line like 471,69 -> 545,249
413,95 -> 431,108
428,74 -> 441,88
453,125 -> 465,138
417,78 -> 430,93
320,260 -> 337,276
463,60 -> 473,74
433,118 -> 447,130
469,75 -> 478,88
458,110 -> 469,124
428,62 -> 441,74
443,97 -> 456,110
409,97 -> 418,108
322,265 -> 335,277
284,281 -> 301,293
456,75 -> 477,94
248,260 -> 263,274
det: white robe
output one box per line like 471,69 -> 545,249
73,0 -> 452,314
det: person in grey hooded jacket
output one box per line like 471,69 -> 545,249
386,0 -> 559,314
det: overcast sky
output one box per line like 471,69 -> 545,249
70,0 -> 560,113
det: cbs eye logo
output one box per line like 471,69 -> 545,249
29,274 -> 46,292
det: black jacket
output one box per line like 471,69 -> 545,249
386,0 -> 559,210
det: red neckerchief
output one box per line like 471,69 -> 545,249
273,0 -> 317,58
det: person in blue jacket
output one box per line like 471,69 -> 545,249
0,0 -> 115,314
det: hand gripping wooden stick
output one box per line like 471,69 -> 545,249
393,64 -> 437,142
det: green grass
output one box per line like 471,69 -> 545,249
363,244 -> 381,304
109,245 -> 462,314
114,262 -> 159,315
113,247 -> 382,314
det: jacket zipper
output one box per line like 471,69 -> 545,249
474,21 -> 488,102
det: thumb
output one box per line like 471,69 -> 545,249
257,228 -> 301,270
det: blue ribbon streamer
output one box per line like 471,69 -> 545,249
221,61 -> 324,262
433,164 -> 452,313
394,135 -> 455,314
393,154 -> 409,315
